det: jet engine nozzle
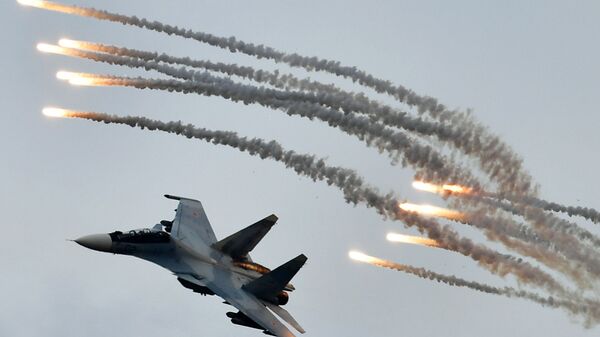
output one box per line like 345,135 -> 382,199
75,234 -> 113,252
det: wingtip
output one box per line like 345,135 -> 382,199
296,254 -> 308,263
266,214 -> 278,223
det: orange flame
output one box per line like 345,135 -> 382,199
442,184 -> 471,194
58,38 -> 102,52
58,38 -> 84,49
348,251 -> 386,265
399,202 -> 465,221
386,233 -> 440,247
36,43 -> 70,55
55,71 -> 114,87
55,71 -> 108,86
412,181 -> 473,195
42,107 -> 76,118
17,0 -> 45,7
17,0 -> 84,15
56,71 -> 92,81
68,77 -> 101,86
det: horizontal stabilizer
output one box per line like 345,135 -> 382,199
213,214 -> 278,260
243,254 -> 307,303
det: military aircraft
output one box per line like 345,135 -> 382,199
74,194 -> 307,337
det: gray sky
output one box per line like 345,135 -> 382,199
2,1 -> 599,336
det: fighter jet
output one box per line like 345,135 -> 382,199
74,194 -> 307,337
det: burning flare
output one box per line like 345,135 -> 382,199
56,71 -> 93,81
36,43 -> 69,55
58,38 -> 105,53
17,0 -> 44,7
58,38 -> 86,50
348,251 -> 387,265
36,42 -> 85,58
42,107 -> 76,118
399,202 -> 465,221
68,77 -> 101,86
16,0 -> 84,15
412,181 -> 473,195
54,71 -> 109,86
58,38 -> 107,53
386,233 -> 440,248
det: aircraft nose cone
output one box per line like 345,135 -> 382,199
75,234 -> 113,252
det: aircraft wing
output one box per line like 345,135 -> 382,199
263,301 -> 306,334
184,268 -> 298,337
219,287 -> 297,337
166,195 -> 217,251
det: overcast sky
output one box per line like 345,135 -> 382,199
2,1 -> 599,336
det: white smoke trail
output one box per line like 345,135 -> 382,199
22,0 -> 600,324
55,64 -> 477,187
465,195 -> 600,247
61,42 -> 532,196
447,196 -> 600,285
61,45 -> 600,259
27,1 -> 534,197
80,75 -> 600,277
60,40 -> 342,96
52,47 -> 462,175
52,109 -> 571,298
518,197 -> 600,225
464,211 -> 594,289
52,59 -> 599,283
55,37 -> 600,288
351,252 -> 600,326
47,49 -> 600,287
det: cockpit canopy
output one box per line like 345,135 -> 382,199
109,228 -> 170,244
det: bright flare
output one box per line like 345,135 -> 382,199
412,181 -> 444,194
348,251 -> 385,265
16,0 -> 82,15
17,0 -> 45,7
36,43 -> 68,55
386,233 -> 440,247
58,38 -> 99,52
412,181 -> 472,195
55,71 -> 105,86
441,184 -> 472,194
42,107 -> 73,118
69,77 -> 100,86
56,71 -> 88,81
399,202 -> 465,221
58,38 -> 83,49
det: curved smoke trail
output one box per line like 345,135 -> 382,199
518,197 -> 600,225
28,1 -> 533,197
22,1 -> 600,325
50,109 -> 572,298
52,46 -> 480,186
351,251 -> 600,326
60,41 -> 530,196
65,42 -> 600,236
459,195 -> 600,247
61,40 -> 343,96
38,7 -> 600,280
58,65 -> 479,187
47,48 -> 600,288
68,73 -> 600,281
